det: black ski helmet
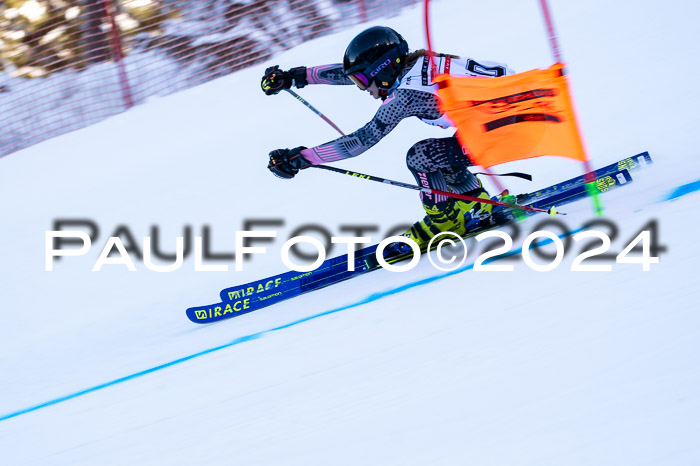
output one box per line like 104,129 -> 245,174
343,26 -> 409,95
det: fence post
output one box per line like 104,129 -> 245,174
359,0 -> 367,22
101,0 -> 134,109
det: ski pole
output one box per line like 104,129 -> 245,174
284,89 -> 346,136
314,164 -> 561,216
284,89 -> 555,214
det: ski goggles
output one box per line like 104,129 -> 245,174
347,42 -> 408,90
348,72 -> 370,90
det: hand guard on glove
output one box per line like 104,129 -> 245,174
261,66 -> 308,96
268,147 -> 311,179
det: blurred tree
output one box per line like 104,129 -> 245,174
80,0 -> 111,65
0,0 -> 417,79
0,0 -> 169,77
19,1 -> 83,74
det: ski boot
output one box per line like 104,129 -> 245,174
384,188 -> 493,258
460,186 -> 495,230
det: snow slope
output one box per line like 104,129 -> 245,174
1,1 -> 699,465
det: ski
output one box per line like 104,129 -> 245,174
512,150 -> 651,204
186,152 -> 651,324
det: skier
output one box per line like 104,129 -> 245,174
261,26 -> 514,249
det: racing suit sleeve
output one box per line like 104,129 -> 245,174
301,88 -> 444,164
305,64 -> 355,85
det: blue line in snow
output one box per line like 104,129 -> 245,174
14,167 -> 700,421
4,179 -> 698,422
664,178 -> 700,201
1,228 -> 582,423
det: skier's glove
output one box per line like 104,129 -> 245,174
261,66 -> 308,95
268,146 -> 311,179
